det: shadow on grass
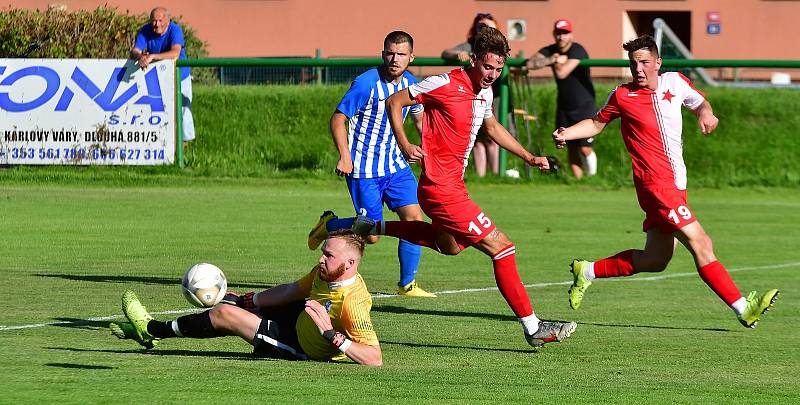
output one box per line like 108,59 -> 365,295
51,317 -> 114,331
578,321 -> 731,332
381,340 -> 534,354
47,346 -> 258,360
45,362 -> 115,370
373,305 -> 517,322
374,305 -> 731,332
35,273 -> 270,290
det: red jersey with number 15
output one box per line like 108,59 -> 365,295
596,72 -> 705,190
407,68 -> 493,187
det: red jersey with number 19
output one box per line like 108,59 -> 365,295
408,68 -> 494,187
596,72 -> 704,190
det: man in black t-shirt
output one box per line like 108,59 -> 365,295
528,19 -> 597,179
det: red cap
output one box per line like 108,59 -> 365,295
554,19 -> 573,32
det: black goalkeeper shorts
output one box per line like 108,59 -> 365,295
252,301 -> 307,360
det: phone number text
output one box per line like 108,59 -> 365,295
4,147 -> 167,162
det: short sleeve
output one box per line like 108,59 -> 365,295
483,88 -> 494,119
537,45 -> 553,58
168,23 -> 186,47
677,73 -> 705,110
408,73 -> 450,105
134,26 -> 147,50
336,76 -> 373,118
569,43 -> 589,60
596,88 -> 621,123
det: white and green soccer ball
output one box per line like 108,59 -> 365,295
181,263 -> 227,308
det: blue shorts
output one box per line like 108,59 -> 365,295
346,167 -> 418,220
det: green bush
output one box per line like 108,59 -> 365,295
183,83 -> 799,188
0,6 -> 214,83
524,83 -> 800,187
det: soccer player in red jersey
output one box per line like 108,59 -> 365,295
553,35 -> 779,328
340,27 -> 575,348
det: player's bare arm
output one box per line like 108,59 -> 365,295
252,281 -> 308,307
329,111 -> 353,176
553,118 -> 606,149
482,116 -> 549,170
386,89 -> 426,163
691,100 -> 719,135
304,300 -> 382,366
130,47 -> 145,61
411,110 -> 424,138
526,52 -> 558,70
135,44 -> 182,69
442,48 -> 471,63
552,57 -> 580,80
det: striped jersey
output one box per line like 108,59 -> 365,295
294,265 -> 378,362
596,72 -> 705,190
336,67 -> 424,178
407,68 -> 493,185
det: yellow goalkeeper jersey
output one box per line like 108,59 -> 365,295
294,265 -> 378,361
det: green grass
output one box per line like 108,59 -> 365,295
2,83 -> 798,188
1,180 -> 798,403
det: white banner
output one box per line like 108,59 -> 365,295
0,59 -> 175,165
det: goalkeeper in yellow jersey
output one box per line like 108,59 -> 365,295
111,230 -> 382,366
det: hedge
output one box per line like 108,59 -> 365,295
0,6 -> 213,83
183,82 -> 799,188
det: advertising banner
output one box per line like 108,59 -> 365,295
0,59 -> 175,165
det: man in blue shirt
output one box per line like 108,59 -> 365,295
130,6 -> 195,142
308,31 -> 434,297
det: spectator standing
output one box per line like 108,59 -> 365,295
528,19 -> 596,179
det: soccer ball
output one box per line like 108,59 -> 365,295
181,263 -> 227,308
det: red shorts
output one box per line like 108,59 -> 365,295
635,185 -> 697,233
418,177 -> 496,250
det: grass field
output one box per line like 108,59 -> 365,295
1,179 -> 798,403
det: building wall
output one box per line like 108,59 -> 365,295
7,0 -> 799,78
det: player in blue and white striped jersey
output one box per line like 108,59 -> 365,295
312,31 -> 434,297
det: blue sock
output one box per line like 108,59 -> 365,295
326,217 -> 354,232
398,239 -> 422,286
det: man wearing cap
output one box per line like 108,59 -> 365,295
527,19 -> 597,179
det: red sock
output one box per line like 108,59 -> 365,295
594,250 -> 637,278
382,221 -> 438,249
492,244 -> 533,318
698,261 -> 742,305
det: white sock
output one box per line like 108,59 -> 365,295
520,313 -> 541,335
584,151 -> 597,176
170,320 -> 183,337
376,220 -> 384,235
584,261 -> 596,281
731,297 -> 747,315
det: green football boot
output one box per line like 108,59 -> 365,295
121,290 -> 158,349
738,289 -> 780,328
110,321 -> 158,349
568,259 -> 593,310
308,211 -> 336,250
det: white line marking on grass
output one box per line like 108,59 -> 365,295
0,309 -> 198,332
2,261 -> 798,332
